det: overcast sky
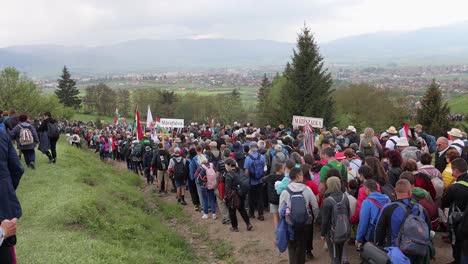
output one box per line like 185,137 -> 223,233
1,0 -> 467,47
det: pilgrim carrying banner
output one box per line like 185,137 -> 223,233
292,115 -> 323,128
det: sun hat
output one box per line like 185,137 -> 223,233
386,126 -> 398,134
448,128 -> 463,138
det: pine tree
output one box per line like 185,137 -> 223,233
279,26 -> 334,126
231,89 -> 241,100
55,66 -> 81,108
416,79 -> 451,136
257,74 -> 270,123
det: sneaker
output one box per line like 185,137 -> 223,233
52,158 -> 56,164
30,162 -> 35,170
247,224 -> 253,231
194,205 -> 200,211
212,214 -> 217,220
201,214 -> 208,219
230,227 -> 239,232
222,219 -> 231,225
181,200 -> 187,205
257,215 -> 264,221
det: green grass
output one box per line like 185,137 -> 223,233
16,141 -> 198,264
448,93 -> 468,113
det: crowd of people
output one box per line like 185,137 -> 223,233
2,108 -> 468,264
60,118 -> 468,264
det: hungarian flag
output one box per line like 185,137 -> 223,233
134,106 -> 144,141
114,108 -> 120,125
155,117 -> 169,134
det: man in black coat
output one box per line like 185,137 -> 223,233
435,137 -> 453,173
0,124 -> 23,263
442,158 -> 468,264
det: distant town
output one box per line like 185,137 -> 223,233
34,64 -> 468,97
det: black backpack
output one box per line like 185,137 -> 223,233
47,122 -> 60,138
232,169 -> 250,197
172,158 -> 186,182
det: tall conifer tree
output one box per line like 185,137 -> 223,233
279,26 -> 334,126
416,79 -> 451,136
55,66 -> 81,108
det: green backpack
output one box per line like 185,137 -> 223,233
362,138 -> 375,157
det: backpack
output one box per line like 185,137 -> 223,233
18,125 -> 34,146
285,187 -> 312,228
327,193 -> 351,243
47,122 -> 60,138
378,183 -> 396,201
414,196 -> 439,230
396,203 -> 430,257
448,181 -> 468,244
430,176 -> 444,200
367,197 -> 389,241
104,141 -> 110,152
202,163 -> 218,190
172,158 -> 186,182
232,169 -> 250,196
425,135 -> 437,154
248,154 -> 265,180
451,143 -> 468,162
362,138 -> 375,157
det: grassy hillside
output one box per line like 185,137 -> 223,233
448,93 -> 468,113
15,141 -> 197,264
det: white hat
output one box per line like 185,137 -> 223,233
396,137 -> 409,147
347,126 -> 356,132
448,128 -> 463,138
380,132 -> 389,138
387,126 -> 398,134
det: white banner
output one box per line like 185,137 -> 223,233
292,115 -> 323,128
160,118 -> 184,128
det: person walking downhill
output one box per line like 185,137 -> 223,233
9,114 -> 39,169
244,142 -> 266,220
224,158 -> 252,232
168,147 -> 188,205
37,112 -> 60,163
0,121 -> 23,264
321,176 -> 351,264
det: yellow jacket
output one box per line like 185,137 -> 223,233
442,163 -> 454,189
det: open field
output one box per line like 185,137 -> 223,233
448,93 -> 468,113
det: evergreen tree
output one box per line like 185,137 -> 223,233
231,89 -> 241,100
55,66 -> 81,108
279,26 -> 334,126
257,74 -> 270,124
416,79 -> 451,136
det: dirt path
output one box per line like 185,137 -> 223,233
112,161 -> 454,264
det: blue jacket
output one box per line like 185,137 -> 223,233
0,129 -> 24,221
356,192 -> 390,243
375,198 -> 431,247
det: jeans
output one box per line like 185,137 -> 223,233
229,195 -> 250,228
196,183 -> 204,209
325,236 -> 344,264
22,149 -> 35,166
201,186 -> 216,214
288,225 -> 308,264
248,184 -> 264,217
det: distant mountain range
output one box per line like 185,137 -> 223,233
1,22 -> 468,77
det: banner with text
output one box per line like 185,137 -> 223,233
292,115 -> 323,128
160,118 -> 185,128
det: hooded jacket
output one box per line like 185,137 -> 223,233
279,182 -> 319,220
356,192 -> 390,243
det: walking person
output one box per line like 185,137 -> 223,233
244,142 -> 266,220
37,112 -> 60,163
321,176 -> 351,264
224,158 -> 252,232
0,122 -> 23,263
9,114 -> 39,169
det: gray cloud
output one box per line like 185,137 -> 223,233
0,0 -> 466,47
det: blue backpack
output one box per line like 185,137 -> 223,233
396,203 -> 430,257
285,187 -> 312,227
425,135 -> 437,154
248,154 -> 265,180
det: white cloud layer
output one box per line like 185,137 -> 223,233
0,0 -> 467,47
